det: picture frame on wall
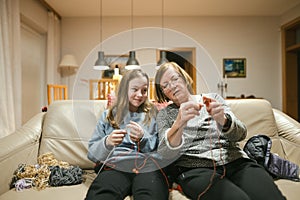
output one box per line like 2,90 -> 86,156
102,55 -> 128,78
223,58 -> 246,78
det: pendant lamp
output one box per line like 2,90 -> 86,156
156,0 -> 168,69
93,0 -> 109,70
126,51 -> 140,70
94,51 -> 109,70
156,50 -> 168,69
125,0 -> 140,70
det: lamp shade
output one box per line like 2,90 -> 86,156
156,50 -> 169,69
94,51 -> 109,70
59,54 -> 78,68
125,51 -> 140,70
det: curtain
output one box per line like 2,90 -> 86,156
46,11 -> 61,85
0,0 -> 21,138
0,3 -> 61,138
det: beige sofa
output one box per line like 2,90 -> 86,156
0,99 -> 299,200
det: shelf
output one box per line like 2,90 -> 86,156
286,43 -> 300,52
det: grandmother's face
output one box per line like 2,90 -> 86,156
159,67 -> 190,105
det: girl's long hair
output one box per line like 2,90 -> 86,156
107,69 -> 157,129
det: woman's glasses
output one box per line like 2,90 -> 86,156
161,75 -> 181,93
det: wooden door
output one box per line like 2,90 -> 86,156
281,17 -> 300,121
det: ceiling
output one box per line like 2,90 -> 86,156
43,0 -> 300,18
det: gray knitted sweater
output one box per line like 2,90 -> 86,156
157,93 -> 249,168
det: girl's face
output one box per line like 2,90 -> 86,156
160,67 -> 190,106
128,76 -> 148,112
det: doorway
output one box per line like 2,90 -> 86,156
157,48 -> 196,93
281,17 -> 300,121
298,51 -> 300,121
21,23 -> 46,124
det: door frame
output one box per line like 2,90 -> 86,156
281,17 -> 300,121
157,47 -> 196,93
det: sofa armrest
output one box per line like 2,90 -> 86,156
273,109 -> 300,166
0,112 -> 45,195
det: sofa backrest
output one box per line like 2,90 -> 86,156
226,99 -> 284,157
39,100 -> 107,169
38,99 -> 284,169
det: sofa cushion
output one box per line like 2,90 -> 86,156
0,113 -> 45,195
39,100 -> 107,169
273,109 -> 300,165
227,99 -> 278,138
276,179 -> 300,200
226,99 -> 284,157
0,170 -> 95,200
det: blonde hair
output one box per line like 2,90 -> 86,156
107,69 -> 157,128
154,62 -> 194,103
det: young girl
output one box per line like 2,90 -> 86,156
85,69 -> 169,200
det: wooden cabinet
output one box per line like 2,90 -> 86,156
281,17 -> 300,121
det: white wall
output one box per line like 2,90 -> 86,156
61,15 -> 283,109
280,3 -> 300,25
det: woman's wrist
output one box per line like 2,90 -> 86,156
222,113 -> 232,131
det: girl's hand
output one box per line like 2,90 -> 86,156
106,129 -> 127,147
126,121 -> 144,142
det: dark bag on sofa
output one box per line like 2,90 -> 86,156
243,134 -> 300,182
49,165 -> 83,186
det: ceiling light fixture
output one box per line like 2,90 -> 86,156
125,0 -> 140,70
156,0 -> 168,69
93,0 -> 109,70
156,50 -> 168,69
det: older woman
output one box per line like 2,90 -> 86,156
154,62 -> 285,200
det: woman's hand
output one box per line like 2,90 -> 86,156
177,101 -> 202,127
203,96 -> 226,126
166,100 -> 202,147
126,121 -> 144,142
106,129 -> 127,147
